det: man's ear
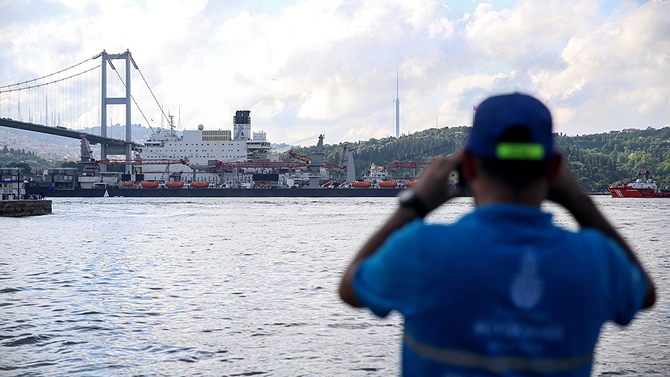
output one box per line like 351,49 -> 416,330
546,153 -> 563,183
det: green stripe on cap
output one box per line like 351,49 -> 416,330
496,142 -> 545,160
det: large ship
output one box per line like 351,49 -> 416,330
25,110 -> 443,197
609,171 -> 670,198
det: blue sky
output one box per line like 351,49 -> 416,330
0,0 -> 668,146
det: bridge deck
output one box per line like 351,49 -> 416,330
0,118 -> 143,149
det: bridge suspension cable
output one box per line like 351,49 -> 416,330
0,65 -> 100,94
105,52 -> 168,132
0,53 -> 100,130
130,54 -> 170,127
0,54 -> 99,90
107,59 -> 154,132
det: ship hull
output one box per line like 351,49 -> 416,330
609,187 -> 670,198
26,186 -> 407,198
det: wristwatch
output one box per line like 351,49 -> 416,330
398,188 -> 430,218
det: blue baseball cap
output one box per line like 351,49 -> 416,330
466,93 -> 554,160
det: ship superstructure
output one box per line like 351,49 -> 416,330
139,110 -> 275,181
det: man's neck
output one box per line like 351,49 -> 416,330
471,177 -> 547,207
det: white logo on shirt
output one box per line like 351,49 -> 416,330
510,249 -> 543,310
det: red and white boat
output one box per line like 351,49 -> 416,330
610,171 -> 670,198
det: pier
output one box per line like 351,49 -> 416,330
0,200 -> 52,217
0,168 -> 52,217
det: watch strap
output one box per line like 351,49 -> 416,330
400,189 -> 430,218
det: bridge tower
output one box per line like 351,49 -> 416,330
100,50 -> 133,173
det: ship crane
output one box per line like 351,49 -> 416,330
324,162 -> 344,170
385,161 -> 430,181
288,150 -> 311,163
96,158 -> 189,166
212,161 -> 307,170
289,150 -> 343,170
386,161 -> 430,169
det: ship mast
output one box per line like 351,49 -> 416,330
168,112 -> 176,137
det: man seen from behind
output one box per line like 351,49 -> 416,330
339,93 -> 656,376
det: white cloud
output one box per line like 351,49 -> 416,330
0,0 -> 668,147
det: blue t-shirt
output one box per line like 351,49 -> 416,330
353,204 -> 647,376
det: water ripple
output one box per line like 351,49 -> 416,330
0,197 -> 667,375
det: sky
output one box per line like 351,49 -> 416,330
0,0 -> 669,146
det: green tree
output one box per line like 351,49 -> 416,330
7,162 -> 32,175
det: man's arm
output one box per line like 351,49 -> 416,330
548,159 -> 656,309
339,153 -> 463,307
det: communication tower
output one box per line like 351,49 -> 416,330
394,72 -> 400,139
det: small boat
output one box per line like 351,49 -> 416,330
379,181 -> 397,188
122,182 -> 135,187
166,181 -> 184,188
191,181 -> 209,188
405,180 -> 416,187
610,171 -> 670,198
141,181 -> 159,188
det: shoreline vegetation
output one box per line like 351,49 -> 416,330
284,126 -> 670,193
1,126 -> 669,193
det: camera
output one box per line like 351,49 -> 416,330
454,163 -> 470,192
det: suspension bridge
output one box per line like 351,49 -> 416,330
0,50 -> 168,173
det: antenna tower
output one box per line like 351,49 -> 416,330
394,71 -> 400,138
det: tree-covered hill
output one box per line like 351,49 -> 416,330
555,127 -> 670,191
283,126 -> 670,192
287,126 -> 470,179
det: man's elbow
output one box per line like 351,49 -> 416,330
339,274 -> 363,308
641,279 -> 657,310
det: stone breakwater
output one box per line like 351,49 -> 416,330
0,200 -> 52,217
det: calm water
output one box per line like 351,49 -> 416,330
0,197 -> 668,376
